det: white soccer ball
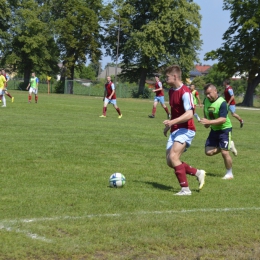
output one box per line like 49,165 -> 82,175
109,173 -> 126,188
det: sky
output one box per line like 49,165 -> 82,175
101,0 -> 231,68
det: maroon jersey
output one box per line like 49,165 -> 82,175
155,81 -> 164,97
168,84 -> 195,132
224,86 -> 235,105
105,81 -> 116,99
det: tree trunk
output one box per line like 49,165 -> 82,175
138,68 -> 148,96
242,74 -> 260,107
67,65 -> 75,94
24,68 -> 31,86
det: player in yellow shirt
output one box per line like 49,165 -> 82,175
0,70 -> 7,107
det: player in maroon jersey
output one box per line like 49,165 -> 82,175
99,76 -> 122,118
223,79 -> 243,128
163,65 -> 205,195
148,75 -> 170,119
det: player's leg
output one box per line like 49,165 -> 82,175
6,90 -> 13,100
229,105 -> 243,127
160,96 -> 170,118
149,99 -> 158,118
112,100 -> 122,118
220,130 -> 234,179
100,98 -> 109,117
2,93 -> 6,107
28,88 -> 32,103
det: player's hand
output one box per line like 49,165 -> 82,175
163,126 -> 170,137
200,118 -> 210,128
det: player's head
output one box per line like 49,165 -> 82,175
204,83 -> 218,102
32,72 -> 35,77
154,74 -> 160,81
190,84 -> 195,91
107,76 -> 111,82
223,79 -> 230,86
165,65 -> 182,86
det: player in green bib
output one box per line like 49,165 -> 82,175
26,72 -> 39,103
200,83 -> 237,180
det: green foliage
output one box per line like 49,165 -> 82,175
52,0 -> 104,79
75,65 -> 96,80
204,0 -> 260,106
1,91 -> 260,259
203,64 -> 229,89
191,76 -> 206,89
104,0 -> 202,92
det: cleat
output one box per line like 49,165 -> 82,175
0,100 -> 1,103
240,120 -> 244,128
148,115 -> 155,118
222,174 -> 234,180
230,141 -> 237,156
99,115 -> 106,118
196,170 -> 206,190
118,114 -> 122,119
174,188 -> 192,196
12,97 -> 14,103
168,114 -> 171,119
2,105 -> 6,107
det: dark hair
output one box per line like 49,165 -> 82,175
204,83 -> 215,91
223,79 -> 230,84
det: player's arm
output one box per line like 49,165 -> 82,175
108,84 -> 115,99
227,89 -> 235,105
196,91 -> 202,107
153,82 -> 163,92
26,81 -> 30,90
200,101 -> 227,126
163,92 -> 193,128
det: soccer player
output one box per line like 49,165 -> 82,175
200,83 -> 237,180
99,76 -> 122,118
148,75 -> 170,119
163,65 -> 206,196
1,70 -> 14,103
26,72 -> 39,103
223,79 -> 244,128
190,84 -> 202,122
0,70 -> 7,107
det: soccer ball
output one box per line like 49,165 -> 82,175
109,173 -> 126,188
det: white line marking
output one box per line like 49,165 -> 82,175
1,207 -> 260,242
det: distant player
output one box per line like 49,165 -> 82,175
190,84 -> 202,122
223,79 -> 244,128
148,75 -> 170,119
26,72 -> 39,103
1,70 -> 14,103
0,70 -> 7,107
99,76 -> 122,118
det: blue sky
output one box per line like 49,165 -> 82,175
101,0 -> 231,68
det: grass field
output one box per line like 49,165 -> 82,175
1,90 -> 260,260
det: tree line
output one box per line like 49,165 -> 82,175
0,0 -> 259,106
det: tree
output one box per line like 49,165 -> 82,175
104,0 -> 202,95
191,76 -> 205,90
1,0 -> 60,84
204,0 -> 260,107
203,64 -> 229,90
51,0 -> 106,93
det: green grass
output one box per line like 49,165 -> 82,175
1,90 -> 260,260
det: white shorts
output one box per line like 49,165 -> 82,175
104,97 -> 117,105
166,128 -> 196,150
0,89 -> 6,95
29,87 -> 38,95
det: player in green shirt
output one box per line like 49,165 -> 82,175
200,83 -> 237,180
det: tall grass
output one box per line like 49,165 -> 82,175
0,90 -> 260,259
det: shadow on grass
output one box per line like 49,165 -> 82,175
133,180 -> 173,191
